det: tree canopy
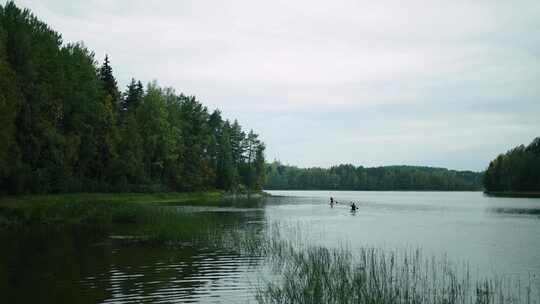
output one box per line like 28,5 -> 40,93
0,2 -> 265,194
483,137 -> 540,192
266,162 -> 482,191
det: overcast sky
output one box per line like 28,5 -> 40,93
13,0 -> 540,171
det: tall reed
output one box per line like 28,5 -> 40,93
254,225 -> 539,304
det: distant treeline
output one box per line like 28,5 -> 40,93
484,137 -> 540,192
265,163 -> 482,190
0,2 -> 265,194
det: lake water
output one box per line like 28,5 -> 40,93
1,191 -> 539,303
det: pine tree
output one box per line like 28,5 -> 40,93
229,120 -> 246,166
253,142 -> 266,190
122,78 -> 144,113
178,95 -> 212,190
99,55 -> 120,110
208,109 -> 223,182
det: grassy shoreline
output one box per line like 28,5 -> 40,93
0,192 -> 236,244
0,191 -> 268,245
0,191 -> 224,207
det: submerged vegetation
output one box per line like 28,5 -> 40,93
266,162 -> 482,191
484,137 -> 540,195
0,1 -> 266,195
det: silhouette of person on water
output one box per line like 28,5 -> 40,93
350,202 -> 358,212
329,197 -> 334,208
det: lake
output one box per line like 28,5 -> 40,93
1,191 -> 539,303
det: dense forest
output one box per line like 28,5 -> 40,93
266,163 -> 482,190
0,2 -> 266,194
483,137 -> 540,192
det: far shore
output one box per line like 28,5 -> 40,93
264,188 -> 483,192
484,191 -> 540,198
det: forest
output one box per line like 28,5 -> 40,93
0,2 -> 266,194
483,137 -> 540,192
7,1 -> 536,196
266,163 -> 482,190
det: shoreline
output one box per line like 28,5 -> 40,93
0,191 -> 224,207
484,191 -> 540,198
0,191 -> 263,232
264,189 -> 483,192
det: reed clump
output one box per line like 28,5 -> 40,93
255,227 -> 539,304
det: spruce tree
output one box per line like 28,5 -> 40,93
122,78 -> 144,113
99,55 -> 120,110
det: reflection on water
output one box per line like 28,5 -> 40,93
84,247 -> 262,304
489,207 -> 540,216
1,192 -> 539,303
0,202 -> 265,304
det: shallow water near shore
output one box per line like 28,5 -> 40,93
1,191 -> 539,303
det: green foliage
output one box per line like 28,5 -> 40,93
120,78 -> 143,114
0,1 -> 265,194
0,192 -> 227,244
483,137 -> 540,192
98,54 -> 120,108
0,19 -> 21,186
137,83 -> 174,182
266,162 -> 482,190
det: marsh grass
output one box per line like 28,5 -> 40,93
0,192 -> 223,207
0,193 -> 236,246
254,225 -> 540,304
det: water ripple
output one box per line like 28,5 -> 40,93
79,247 -> 263,304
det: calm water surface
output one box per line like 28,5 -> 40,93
1,191 -> 539,303
266,191 -> 540,281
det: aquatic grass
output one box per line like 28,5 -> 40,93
138,207 -> 226,245
0,193 -> 244,247
0,192 -> 224,207
253,225 -> 540,304
0,200 -> 146,227
0,192 -> 224,227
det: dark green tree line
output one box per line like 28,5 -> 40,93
266,162 -> 482,190
0,2 -> 265,194
483,137 -> 540,192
